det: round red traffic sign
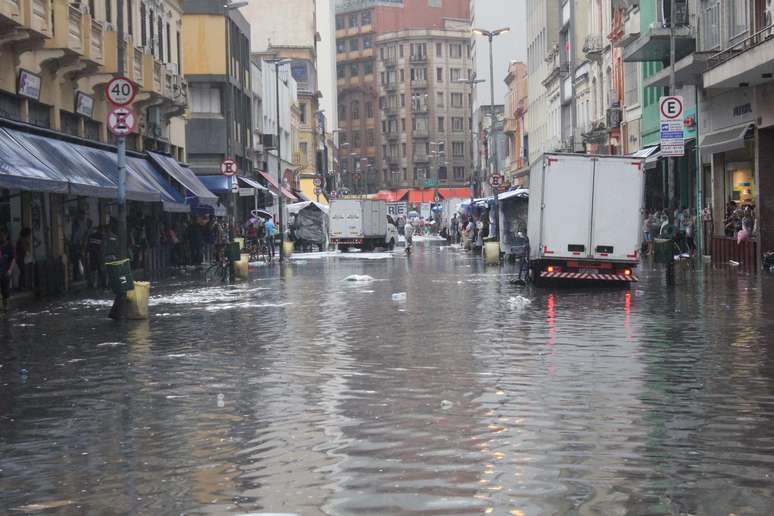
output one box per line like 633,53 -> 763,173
660,96 -> 683,120
489,174 -> 504,187
107,107 -> 137,136
313,176 -> 322,187
106,76 -> 136,106
220,158 -> 237,176
330,190 -> 337,199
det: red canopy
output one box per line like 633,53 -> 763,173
258,171 -> 297,201
372,189 -> 409,202
437,187 -> 473,199
408,190 -> 436,203
406,187 -> 473,204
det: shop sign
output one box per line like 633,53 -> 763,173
701,89 -> 755,134
387,202 -> 407,218
75,92 -> 94,117
17,70 -> 41,100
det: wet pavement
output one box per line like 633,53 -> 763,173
2,242 -> 774,515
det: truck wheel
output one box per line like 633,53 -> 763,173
339,245 -> 349,253
388,239 -> 395,251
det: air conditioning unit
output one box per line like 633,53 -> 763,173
607,107 -> 622,128
262,134 -> 277,149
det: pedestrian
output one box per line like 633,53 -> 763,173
683,208 -> 696,255
642,212 -> 653,256
264,217 -> 277,259
451,213 -> 459,244
70,210 -> 87,281
15,228 -> 32,290
0,228 -> 16,312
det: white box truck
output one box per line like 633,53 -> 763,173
527,153 -> 645,283
329,199 -> 399,252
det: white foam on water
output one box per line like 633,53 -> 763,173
344,275 -> 375,282
96,342 -> 126,347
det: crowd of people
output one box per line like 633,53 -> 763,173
723,201 -> 756,243
642,208 -> 697,256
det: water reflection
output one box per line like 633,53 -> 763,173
1,251 -> 774,514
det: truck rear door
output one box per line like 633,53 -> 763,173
590,158 -> 645,262
540,154 -> 595,259
330,200 -> 362,238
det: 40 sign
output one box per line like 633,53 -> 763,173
106,76 -> 136,106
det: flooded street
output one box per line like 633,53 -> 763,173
2,242 -> 774,515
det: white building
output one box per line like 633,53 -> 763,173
526,0 -> 559,165
316,0 -> 339,133
262,60 -> 299,168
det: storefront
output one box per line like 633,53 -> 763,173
699,88 -> 757,264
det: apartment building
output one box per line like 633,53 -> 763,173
503,61 -> 528,184
335,0 -> 471,194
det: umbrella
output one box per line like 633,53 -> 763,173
251,209 -> 273,220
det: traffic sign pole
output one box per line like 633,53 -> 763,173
116,0 -> 127,261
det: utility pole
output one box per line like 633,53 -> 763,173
275,60 -> 285,261
116,0 -> 127,258
668,0 -> 677,211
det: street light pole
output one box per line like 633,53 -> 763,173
454,76 -> 485,197
267,58 -> 291,261
668,0 -> 677,211
473,27 -> 510,241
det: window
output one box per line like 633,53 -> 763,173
436,67 -> 443,82
353,132 -> 361,147
401,118 -> 406,131
701,1 -> 721,50
363,37 -> 372,49
438,116 -> 445,131
367,129 -> 375,146
451,93 -> 463,108
337,40 -> 346,53
438,166 -> 447,180
127,0 -> 133,35
380,47 -> 385,59
449,43 -> 462,58
300,103 -> 307,124
379,96 -> 386,109
352,101 -> 360,120
340,132 -> 348,145
336,15 -> 345,30
140,3 -> 147,46
166,23 -> 171,63
400,69 -> 405,82
452,117 -> 464,132
339,103 -> 346,120
366,101 -> 373,118
729,0 -> 748,40
363,62 -> 373,74
337,64 -> 346,79
350,38 -> 359,51
450,68 -> 461,82
399,44 -> 404,58
436,92 -> 444,107
349,14 -> 358,27
190,85 -> 221,113
107,0 -> 112,24
454,166 -> 464,179
411,68 -> 427,81
362,10 -> 371,24
402,143 -> 407,156
436,42 -> 442,56
400,94 -> 405,107
624,62 -> 640,106
452,142 -> 464,157
300,142 -> 308,159
350,63 -> 359,76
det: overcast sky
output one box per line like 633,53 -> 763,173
473,0 -> 527,105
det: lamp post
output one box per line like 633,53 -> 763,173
265,57 -> 292,261
454,77 -> 485,197
472,27 -> 509,241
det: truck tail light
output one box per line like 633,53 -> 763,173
547,266 -> 554,273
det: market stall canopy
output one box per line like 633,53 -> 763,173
372,189 -> 409,202
408,190 -> 437,203
198,175 -> 269,194
257,170 -> 297,201
286,201 -> 330,215
147,151 -> 219,206
437,187 -> 473,199
629,145 -> 661,169
0,128 -> 70,193
6,128 -> 116,198
498,188 -> 529,201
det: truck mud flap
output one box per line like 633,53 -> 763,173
540,271 -> 638,282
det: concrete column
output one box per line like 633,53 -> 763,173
756,127 -> 774,254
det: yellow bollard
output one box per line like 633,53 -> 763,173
484,241 -> 500,265
282,240 -> 294,258
236,253 -> 250,279
125,281 -> 150,320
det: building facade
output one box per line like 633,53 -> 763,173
503,61 -> 528,185
182,0 -> 252,179
335,0 -> 471,193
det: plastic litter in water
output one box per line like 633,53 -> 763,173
96,341 -> 126,347
729,260 -> 740,266
392,292 -> 407,302
344,275 -> 375,282
441,400 -> 454,410
217,393 -> 225,408
508,296 -> 532,309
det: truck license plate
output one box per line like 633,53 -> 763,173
579,268 -> 599,275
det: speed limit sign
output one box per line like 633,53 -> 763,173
106,76 -> 136,106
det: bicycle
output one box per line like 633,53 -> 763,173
246,238 -> 272,263
205,255 -> 232,282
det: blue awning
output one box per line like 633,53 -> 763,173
128,157 -> 190,213
7,128 -> 117,198
198,175 -> 270,194
147,151 -> 218,205
0,128 -> 70,193
74,145 -> 161,203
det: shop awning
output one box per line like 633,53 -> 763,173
700,124 -> 753,157
147,151 -> 219,205
128,157 -> 190,213
6,128 -> 116,198
372,189 -> 409,202
74,145 -> 160,203
437,187 -> 473,199
0,128 -> 70,193
498,188 -> 529,201
257,170 -> 297,200
198,175 -> 270,195
630,145 -> 661,169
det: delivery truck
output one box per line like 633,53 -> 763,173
329,199 -> 399,252
527,153 -> 645,283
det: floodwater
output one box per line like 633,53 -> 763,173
2,243 -> 774,515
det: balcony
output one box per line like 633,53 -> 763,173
582,118 -> 608,144
644,51 -> 710,88
705,26 -> 774,89
142,53 -> 163,95
410,79 -> 427,89
413,153 -> 430,163
18,0 -> 51,38
382,105 -> 399,116
612,7 -> 640,48
412,103 -> 429,114
133,47 -> 144,85
383,55 -> 397,67
384,81 -> 397,92
412,127 -> 429,138
503,117 -> 518,134
44,1 -> 84,55
624,23 -> 695,63
385,131 -> 400,141
583,34 -> 605,60
101,29 -> 130,73
83,18 -> 103,65
1,0 -> 21,28
409,53 -> 428,63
